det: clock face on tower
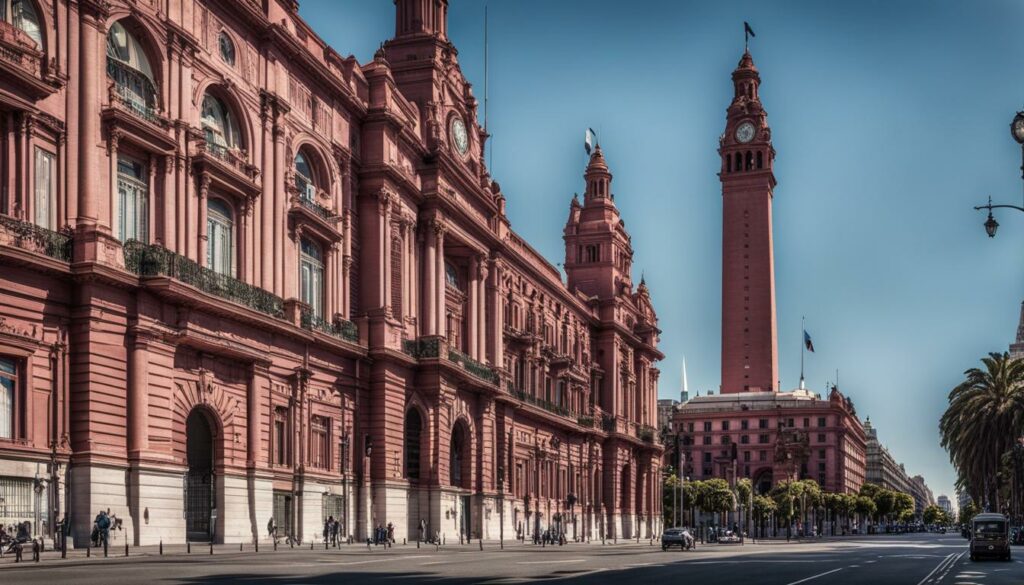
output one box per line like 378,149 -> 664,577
450,117 -> 469,156
735,122 -> 756,143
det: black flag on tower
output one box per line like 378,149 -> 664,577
744,21 -> 755,50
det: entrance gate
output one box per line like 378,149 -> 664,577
185,410 -> 215,542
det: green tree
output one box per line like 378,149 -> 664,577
854,495 -> 876,531
940,352 -> 1024,510
923,504 -> 943,526
959,501 -> 980,525
752,495 -> 776,538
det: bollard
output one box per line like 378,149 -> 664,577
479,538 -> 483,551
417,539 -> 420,549
240,543 -> 244,552
87,545 -> 91,558
188,540 -> 191,554
403,538 -> 406,546
289,539 -> 293,549
61,533 -> 66,559
273,539 -> 278,551
255,539 -> 259,553
210,542 -> 213,555
443,535 -> 445,545
160,540 -> 163,555
125,541 -> 129,557
103,538 -> 108,558
311,541 -> 314,550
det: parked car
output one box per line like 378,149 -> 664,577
970,513 -> 1011,561
718,530 -> 742,544
661,527 -> 694,551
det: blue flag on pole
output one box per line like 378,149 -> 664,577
803,330 -> 815,353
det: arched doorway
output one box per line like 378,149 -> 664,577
185,409 -> 216,542
450,420 -> 471,539
753,468 -> 773,496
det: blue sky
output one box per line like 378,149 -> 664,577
299,0 -> 1024,507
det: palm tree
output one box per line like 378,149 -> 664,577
940,352 -> 1024,511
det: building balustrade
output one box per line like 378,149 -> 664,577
638,425 -> 656,443
196,140 -> 260,183
300,309 -> 359,343
0,215 -> 72,262
296,194 -> 337,222
577,415 -> 595,428
123,240 -> 284,318
401,336 -> 441,359
508,383 -> 575,419
601,414 -> 617,433
106,59 -> 164,126
0,20 -> 41,76
448,348 -> 499,384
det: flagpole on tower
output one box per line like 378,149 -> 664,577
800,316 -> 805,389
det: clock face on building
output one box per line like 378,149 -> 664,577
735,122 -> 756,143
450,117 -> 469,155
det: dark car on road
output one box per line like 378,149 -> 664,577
970,513 -> 1011,561
661,527 -> 694,551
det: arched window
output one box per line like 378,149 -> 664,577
294,150 -> 316,201
745,151 -> 753,171
300,237 -> 324,318
756,151 -> 764,169
726,154 -> 732,173
450,423 -> 468,488
444,261 -> 460,290
217,31 -> 235,66
734,152 -> 742,172
106,20 -> 157,115
117,156 -> 148,242
404,409 -> 422,481
207,198 -> 234,276
201,93 -> 240,152
1,0 -> 41,46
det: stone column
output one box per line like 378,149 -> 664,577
423,225 -> 436,335
242,199 -> 253,282
490,260 -> 503,366
260,102 -> 275,290
127,334 -> 150,455
107,129 -> 122,236
434,222 -> 446,336
76,7 -> 102,228
467,255 -> 478,358
477,257 -> 488,363
272,124 -> 286,295
381,195 -> 392,314
197,175 -> 210,266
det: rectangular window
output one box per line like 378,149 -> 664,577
759,450 -> 767,462
758,434 -> 769,444
703,422 -> 712,432
273,408 -> 288,466
803,418 -> 809,428
743,451 -> 750,462
703,452 -> 711,463
300,239 -> 325,318
818,433 -> 826,443
34,148 -> 55,230
817,417 -> 827,428
721,421 -> 730,431
787,418 -> 794,428
116,156 -> 148,242
758,418 -> 768,429
0,357 -> 15,440
741,420 -> 749,430
741,434 -> 749,444
311,416 -> 329,469
702,436 -> 711,445
687,423 -> 694,433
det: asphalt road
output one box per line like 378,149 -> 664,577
0,532 -> 1020,584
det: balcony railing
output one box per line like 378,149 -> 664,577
601,414 -> 617,433
509,383 -> 574,419
0,215 -> 72,262
106,58 -> 162,125
638,425 -> 656,443
0,20 -> 41,76
123,240 -> 284,318
401,337 -> 440,359
448,349 -> 499,384
577,416 -> 595,428
297,195 -> 336,222
300,309 -> 359,343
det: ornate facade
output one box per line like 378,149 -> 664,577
0,0 -> 662,546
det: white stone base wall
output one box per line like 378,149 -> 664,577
250,474 -> 273,543
129,466 -> 184,545
217,473 -> 252,543
70,463 -> 134,548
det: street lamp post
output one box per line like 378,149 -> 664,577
973,111 -> 1024,235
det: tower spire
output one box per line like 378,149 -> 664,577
1010,301 -> 1024,358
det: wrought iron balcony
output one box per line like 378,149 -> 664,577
300,309 -> 359,343
601,414 -> 617,433
106,59 -> 163,126
448,348 -> 499,384
0,215 -> 72,262
508,383 -> 575,419
297,195 -> 336,222
401,337 -> 441,359
638,425 -> 656,443
577,416 -> 595,428
0,20 -> 41,76
123,240 -> 284,318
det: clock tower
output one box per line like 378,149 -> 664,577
719,50 -> 778,394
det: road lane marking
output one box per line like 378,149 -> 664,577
335,555 -> 430,566
783,567 -> 843,585
916,552 -> 959,585
516,559 -> 587,565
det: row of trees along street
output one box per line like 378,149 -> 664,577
663,471 -> 918,539
940,352 -> 1024,523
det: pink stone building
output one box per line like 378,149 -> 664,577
672,50 -> 865,496
0,0 -> 663,546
